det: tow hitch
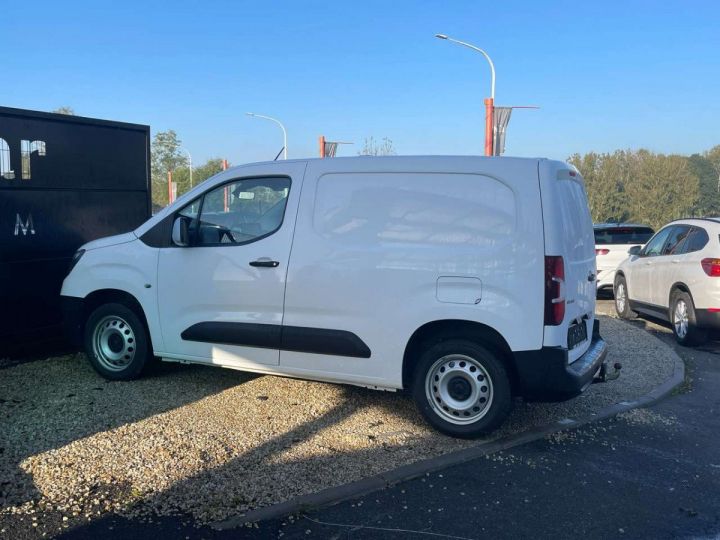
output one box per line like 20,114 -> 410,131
594,361 -> 622,383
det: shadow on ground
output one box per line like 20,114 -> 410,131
0,314 -> 682,538
0,355 -> 256,510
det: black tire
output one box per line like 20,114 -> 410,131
614,275 -> 636,319
670,290 -> 707,346
84,302 -> 151,380
411,339 -> 512,438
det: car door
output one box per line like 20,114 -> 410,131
628,225 -> 674,304
651,225 -> 692,307
156,163 -> 306,368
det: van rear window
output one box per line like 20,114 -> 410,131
594,227 -> 654,245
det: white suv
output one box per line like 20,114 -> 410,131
615,218 -> 720,345
594,223 -> 654,292
61,156 -> 608,438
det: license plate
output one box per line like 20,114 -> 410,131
568,321 -> 588,350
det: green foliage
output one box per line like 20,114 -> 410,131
688,154 -> 720,217
52,106 -> 75,115
151,130 -> 188,206
172,158 -> 226,199
705,145 -> 720,199
568,149 -> 701,229
359,136 -> 396,156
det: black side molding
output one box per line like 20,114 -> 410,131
281,326 -> 371,358
181,322 -> 371,359
181,322 -> 281,350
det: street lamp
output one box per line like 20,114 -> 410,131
435,33 -> 496,156
246,112 -> 288,160
177,146 -> 193,188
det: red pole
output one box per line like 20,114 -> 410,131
484,98 -> 494,156
319,135 -> 326,158
167,171 -> 173,204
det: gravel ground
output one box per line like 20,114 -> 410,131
0,315 -> 676,536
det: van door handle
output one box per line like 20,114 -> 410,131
249,258 -> 280,268
671,259 -> 680,264
588,273 -> 596,282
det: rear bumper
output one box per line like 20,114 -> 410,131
60,295 -> 85,347
512,320 -> 608,401
696,309 -> 720,330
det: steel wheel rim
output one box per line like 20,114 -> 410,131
674,300 -> 689,339
425,354 -> 493,425
92,315 -> 137,371
616,283 -> 626,313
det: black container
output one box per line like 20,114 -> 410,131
0,106 -> 150,352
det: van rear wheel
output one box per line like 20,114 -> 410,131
84,303 -> 151,380
412,339 -> 512,438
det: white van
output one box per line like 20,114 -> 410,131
61,156 -> 608,438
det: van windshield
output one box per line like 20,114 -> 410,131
594,226 -> 654,245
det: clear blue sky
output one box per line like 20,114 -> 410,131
2,1 -> 719,164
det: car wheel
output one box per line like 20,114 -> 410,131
412,339 -> 512,438
614,275 -> 635,319
84,302 -> 151,380
670,291 -> 707,346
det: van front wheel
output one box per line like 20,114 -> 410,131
412,339 -> 512,438
84,303 -> 150,380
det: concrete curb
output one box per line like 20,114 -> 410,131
212,329 -> 685,530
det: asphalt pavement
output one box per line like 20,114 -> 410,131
55,299 -> 720,539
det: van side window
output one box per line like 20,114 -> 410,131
193,177 -> 290,246
179,198 -> 201,220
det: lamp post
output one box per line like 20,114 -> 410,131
177,146 -> 193,188
435,33 -> 496,156
246,112 -> 288,160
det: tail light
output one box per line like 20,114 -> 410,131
701,258 -> 720,277
595,249 -> 610,255
545,256 -> 565,325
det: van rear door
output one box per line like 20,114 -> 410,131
539,162 -> 596,362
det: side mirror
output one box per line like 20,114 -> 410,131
172,217 -> 190,247
628,245 -> 642,256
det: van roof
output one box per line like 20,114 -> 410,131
231,155 -> 553,169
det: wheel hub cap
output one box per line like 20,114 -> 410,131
92,315 -> 137,371
425,354 -> 494,425
107,333 -> 124,353
448,377 -> 472,401
674,300 -> 688,339
616,284 -> 626,312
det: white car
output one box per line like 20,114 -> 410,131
594,223 -> 654,292
61,156 -> 608,438
615,218 -> 720,345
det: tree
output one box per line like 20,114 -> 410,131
172,158 -> 226,197
150,130 -> 188,206
568,150 -> 631,223
688,154 -> 720,217
359,136 -> 396,156
569,149 -> 700,229
52,106 -> 75,115
704,145 -> 720,194
622,151 -> 698,229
